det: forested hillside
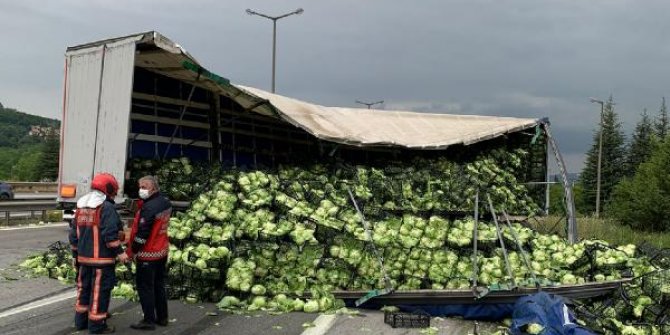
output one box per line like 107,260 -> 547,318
0,102 -> 60,181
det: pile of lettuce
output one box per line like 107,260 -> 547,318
19,149 -> 666,330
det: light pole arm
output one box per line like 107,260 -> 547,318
246,9 -> 274,20
276,12 -> 297,20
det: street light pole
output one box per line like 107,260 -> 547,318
590,98 -> 605,218
355,100 -> 384,109
246,8 -> 304,93
272,19 -> 277,94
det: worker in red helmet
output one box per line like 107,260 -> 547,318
68,173 -> 129,334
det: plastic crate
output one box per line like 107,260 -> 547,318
166,284 -> 185,300
384,310 -> 430,328
641,269 -> 670,302
475,239 -> 498,253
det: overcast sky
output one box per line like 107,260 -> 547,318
2,0 -> 670,173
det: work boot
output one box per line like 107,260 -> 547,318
91,325 -> 115,334
130,320 -> 156,330
156,318 -> 168,327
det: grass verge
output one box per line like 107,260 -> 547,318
530,215 -> 670,249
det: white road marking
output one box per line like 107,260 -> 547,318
0,222 -> 68,231
0,290 -> 76,319
301,314 -> 338,335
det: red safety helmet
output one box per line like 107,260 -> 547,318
91,173 -> 119,198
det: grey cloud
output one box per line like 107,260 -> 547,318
1,0 -> 669,173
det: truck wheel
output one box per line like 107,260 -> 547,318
0,193 -> 9,201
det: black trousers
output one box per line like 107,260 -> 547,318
75,265 -> 116,333
135,258 -> 168,324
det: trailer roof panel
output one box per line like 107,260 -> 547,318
68,31 -> 543,150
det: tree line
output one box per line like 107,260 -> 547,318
0,103 -> 60,182
573,96 -> 669,232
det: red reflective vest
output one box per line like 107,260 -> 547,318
127,200 -> 171,261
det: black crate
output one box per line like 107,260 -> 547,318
474,239 -> 498,253
384,310 -> 430,328
166,284 -> 186,300
637,244 -> 670,269
641,269 -> 670,302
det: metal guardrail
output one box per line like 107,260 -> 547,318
0,200 -> 58,225
12,195 -> 58,201
6,182 -> 58,193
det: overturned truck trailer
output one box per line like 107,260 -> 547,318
56,31 -> 576,241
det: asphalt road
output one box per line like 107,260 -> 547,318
0,223 -> 71,310
0,224 -> 500,335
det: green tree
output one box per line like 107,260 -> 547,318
36,131 -> 60,181
0,147 -> 20,180
0,104 -> 60,181
578,96 -> 627,215
655,97 -> 669,139
608,138 -> 670,231
626,109 -> 655,175
12,149 -> 42,181
549,182 -> 585,215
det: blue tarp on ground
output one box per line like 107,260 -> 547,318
510,292 -> 595,335
354,292 -> 596,334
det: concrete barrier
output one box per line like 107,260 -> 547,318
7,182 -> 58,193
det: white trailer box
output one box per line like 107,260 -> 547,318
58,32 -> 553,226
59,35 -> 138,205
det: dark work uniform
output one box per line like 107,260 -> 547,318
69,193 -> 123,333
127,192 -> 172,325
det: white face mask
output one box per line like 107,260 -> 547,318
138,189 -> 151,200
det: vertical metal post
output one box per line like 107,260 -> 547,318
595,102 -> 604,218
545,137 -> 551,215
218,103 -> 223,163
544,123 -> 578,243
231,101 -> 237,167
209,93 -> 221,163
163,83 -> 197,160
91,45 -> 107,177
346,187 -> 392,289
486,194 -> 516,288
252,124 -> 258,168
471,191 -> 479,289
272,19 -> 277,93
502,209 -> 539,288
153,77 -> 159,158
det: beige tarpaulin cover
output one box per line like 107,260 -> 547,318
236,85 -> 540,149
72,31 -> 541,150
